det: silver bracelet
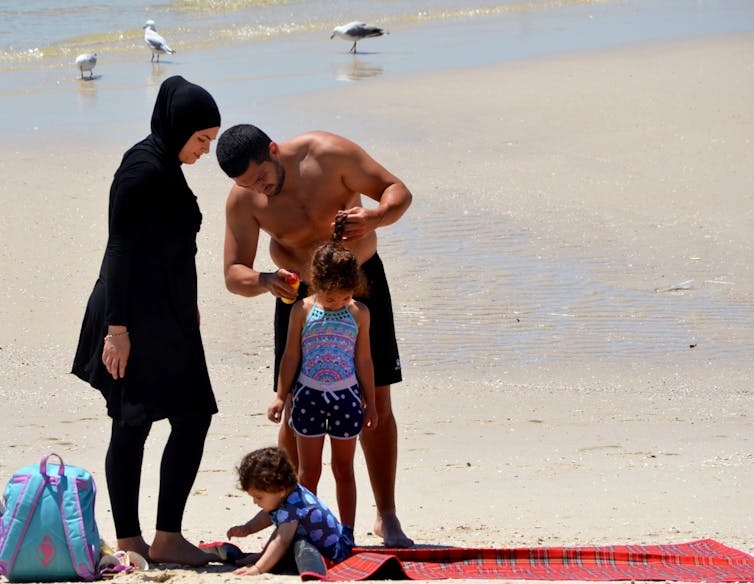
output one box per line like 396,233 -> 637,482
104,331 -> 129,342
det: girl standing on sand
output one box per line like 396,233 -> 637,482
268,213 -> 377,535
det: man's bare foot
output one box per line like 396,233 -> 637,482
149,531 -> 219,566
116,535 -> 150,560
374,513 -> 414,548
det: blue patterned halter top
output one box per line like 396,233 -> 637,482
300,303 -> 358,383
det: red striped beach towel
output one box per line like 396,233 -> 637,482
301,539 -> 754,581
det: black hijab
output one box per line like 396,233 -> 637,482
150,75 -> 221,160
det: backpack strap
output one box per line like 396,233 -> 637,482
0,472 -> 45,576
40,454 -> 98,581
56,478 -> 98,580
39,453 -> 66,477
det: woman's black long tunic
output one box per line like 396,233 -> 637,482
72,123 -> 217,426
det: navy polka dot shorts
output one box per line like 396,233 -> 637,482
290,379 -> 363,439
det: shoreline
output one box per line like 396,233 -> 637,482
3,0 -> 754,144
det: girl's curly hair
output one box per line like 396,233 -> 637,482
310,211 -> 365,295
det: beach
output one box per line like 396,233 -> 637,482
1,3 -> 753,582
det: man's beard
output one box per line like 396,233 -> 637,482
270,161 -> 286,197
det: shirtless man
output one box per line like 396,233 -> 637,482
216,124 -> 413,548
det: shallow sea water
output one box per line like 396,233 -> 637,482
381,196 -> 754,373
3,0 -> 754,142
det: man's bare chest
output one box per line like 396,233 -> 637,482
260,192 -> 346,245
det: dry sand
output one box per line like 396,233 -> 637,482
1,33 -> 752,582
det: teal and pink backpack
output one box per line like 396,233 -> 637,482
0,453 -> 101,582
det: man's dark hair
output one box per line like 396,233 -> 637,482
216,124 -> 273,178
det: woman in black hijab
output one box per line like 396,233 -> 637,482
72,76 -> 221,566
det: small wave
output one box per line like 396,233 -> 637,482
0,21 -> 326,70
170,0 -> 296,12
0,31 -> 142,65
402,0 -> 621,24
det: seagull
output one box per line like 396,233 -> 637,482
143,20 -> 175,62
75,53 -> 97,79
330,21 -> 386,54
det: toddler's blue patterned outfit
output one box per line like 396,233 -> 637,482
270,484 -> 354,562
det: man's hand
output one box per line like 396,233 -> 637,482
338,206 -> 380,241
264,269 -> 300,301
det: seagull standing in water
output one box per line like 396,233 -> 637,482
75,53 -> 97,79
143,20 -> 175,62
330,21 -> 386,54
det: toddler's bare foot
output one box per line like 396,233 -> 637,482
149,531 -> 219,566
374,513 -> 414,548
116,535 -> 150,560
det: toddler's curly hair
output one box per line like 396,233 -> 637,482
236,447 -> 298,493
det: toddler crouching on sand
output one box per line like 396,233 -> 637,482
226,447 -> 353,576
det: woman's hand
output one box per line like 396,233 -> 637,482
102,326 -> 130,380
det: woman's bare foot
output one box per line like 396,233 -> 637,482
374,513 -> 414,548
149,531 -> 219,566
116,535 -> 151,559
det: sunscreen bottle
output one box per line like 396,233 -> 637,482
281,272 -> 300,304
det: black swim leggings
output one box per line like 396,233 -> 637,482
105,412 -> 212,538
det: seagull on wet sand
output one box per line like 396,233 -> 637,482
330,21 -> 386,54
75,53 -> 97,79
143,20 -> 175,62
